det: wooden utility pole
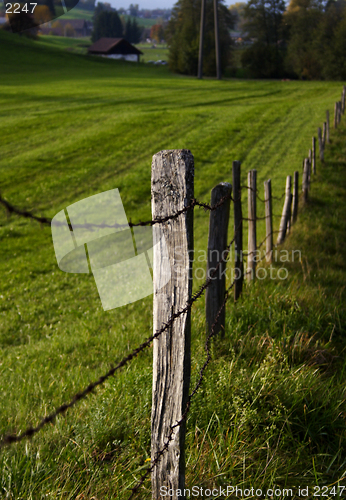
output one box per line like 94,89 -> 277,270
151,149 -> 194,500
197,0 -> 206,79
214,0 -> 221,80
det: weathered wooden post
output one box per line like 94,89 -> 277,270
308,157 -> 311,190
264,179 -> 273,262
277,175 -> 292,245
326,110 -> 330,144
206,182 -> 231,338
232,160 -> 243,301
312,136 -> 316,175
308,148 -> 312,164
291,171 -> 299,225
342,86 -> 345,114
247,169 -> 257,281
151,149 -> 194,500
302,158 -> 309,203
322,122 -> 326,148
334,102 -> 338,129
318,127 -> 324,162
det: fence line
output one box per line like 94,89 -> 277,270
0,87 -> 344,498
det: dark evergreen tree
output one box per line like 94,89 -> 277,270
93,2 -> 105,22
240,0 -> 287,78
92,10 -> 124,41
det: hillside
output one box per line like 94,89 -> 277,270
0,30 -> 346,498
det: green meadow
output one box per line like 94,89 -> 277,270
0,29 -> 346,499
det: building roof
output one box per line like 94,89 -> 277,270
88,38 -> 143,55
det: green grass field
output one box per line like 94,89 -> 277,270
0,29 -> 346,499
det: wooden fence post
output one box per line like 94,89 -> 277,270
291,171 -> 299,225
232,160 -> 243,301
302,158 -> 309,203
334,102 -> 338,128
322,122 -> 326,148
151,149 -> 194,500
206,182 -> 232,338
318,127 -> 324,162
264,179 -> 272,262
247,169 -> 257,282
326,110 -> 330,144
339,101 -> 342,124
277,175 -> 292,245
342,86 -> 345,114
312,136 -> 316,175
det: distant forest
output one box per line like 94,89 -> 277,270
167,0 -> 346,80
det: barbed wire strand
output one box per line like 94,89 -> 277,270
128,280 -> 236,500
0,223 -> 240,448
0,192 -> 233,232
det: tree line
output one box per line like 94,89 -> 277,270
166,0 -> 346,79
91,2 -> 142,43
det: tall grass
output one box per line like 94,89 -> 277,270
0,30 -> 345,498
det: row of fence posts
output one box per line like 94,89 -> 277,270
150,86 -> 345,499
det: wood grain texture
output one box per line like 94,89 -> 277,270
264,179 -> 273,262
277,175 -> 291,245
205,182 -> 231,338
291,171 -> 299,225
151,149 -> 194,500
326,110 -> 330,144
312,136 -> 316,175
318,127 -> 324,162
302,158 -> 309,203
232,160 -> 243,300
247,169 -> 256,282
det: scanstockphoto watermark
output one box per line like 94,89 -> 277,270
173,248 -> 302,282
160,485 -> 296,497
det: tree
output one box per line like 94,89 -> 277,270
229,2 -> 246,30
150,23 -> 165,42
125,17 -> 142,43
129,3 -> 139,16
33,5 -> 52,24
240,0 -> 287,77
7,11 -> 38,35
284,0 -> 325,78
92,10 -> 123,41
166,0 -> 234,76
64,22 -> 76,36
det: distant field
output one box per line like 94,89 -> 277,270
1,29 -> 345,499
38,34 -> 91,54
56,6 -> 159,28
136,43 -> 168,62
58,6 -> 94,20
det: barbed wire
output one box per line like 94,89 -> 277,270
240,185 -> 285,204
128,280 -> 236,499
0,221 -> 240,449
0,192 -> 233,232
